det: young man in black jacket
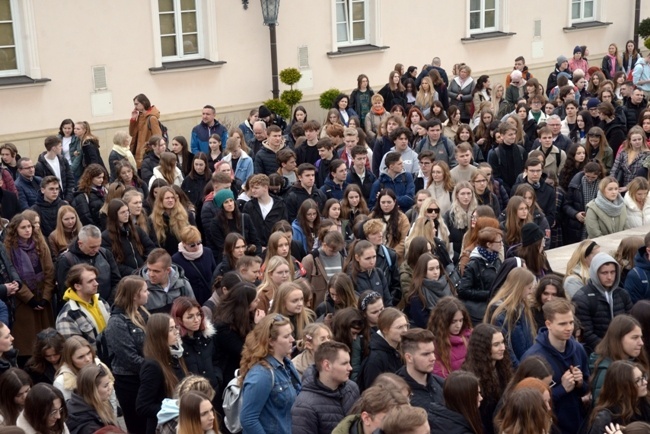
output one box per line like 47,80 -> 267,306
242,174 -> 288,247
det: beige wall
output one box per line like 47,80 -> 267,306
0,0 -> 638,162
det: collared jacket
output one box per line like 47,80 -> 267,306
182,320 -> 221,389
15,174 -> 42,210
368,172 -> 415,212
320,177 -> 347,201
190,120 -> 228,154
141,151 -> 160,185
104,305 -> 148,376
222,150 -> 254,183
291,365 -> 360,434
35,152 -> 75,203
240,355 -> 302,434
395,366 -> 444,409
129,106 -> 162,168
101,226 -> 157,277
254,142 -> 283,175
242,196 -> 289,246
138,264 -> 195,314
358,332 -> 402,391
55,291 -> 110,350
31,195 -> 67,237
284,182 -> 327,222
346,168 -> 376,201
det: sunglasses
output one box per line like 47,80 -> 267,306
187,241 -> 202,248
427,208 -> 440,214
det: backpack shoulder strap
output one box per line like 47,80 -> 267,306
380,245 -> 392,268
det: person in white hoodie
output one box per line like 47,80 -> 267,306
156,375 -> 215,434
379,127 -> 420,176
633,52 -> 650,99
624,176 -> 650,229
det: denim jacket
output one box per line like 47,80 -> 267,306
240,355 -> 302,434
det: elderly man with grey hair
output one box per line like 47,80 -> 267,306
55,225 -> 121,305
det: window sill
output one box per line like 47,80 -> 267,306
0,75 -> 51,89
461,31 -> 516,43
149,58 -> 226,74
563,21 -> 612,31
327,44 -> 390,58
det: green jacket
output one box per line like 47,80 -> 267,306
332,414 -> 363,434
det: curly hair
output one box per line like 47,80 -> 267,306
239,314 -> 292,386
77,163 -> 108,193
462,323 -> 512,398
427,297 -> 472,377
150,186 -> 188,244
24,328 -> 65,377
4,213 -> 49,259
559,144 -> 587,189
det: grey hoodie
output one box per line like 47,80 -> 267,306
588,252 -> 621,318
138,264 -> 195,314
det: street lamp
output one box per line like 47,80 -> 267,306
261,0 -> 280,99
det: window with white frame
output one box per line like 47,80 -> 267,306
469,0 -> 498,34
571,0 -> 596,23
0,0 -> 20,76
336,0 -> 369,46
158,0 -> 202,60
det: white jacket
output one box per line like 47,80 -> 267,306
17,412 -> 71,434
624,192 -> 650,229
149,166 -> 184,188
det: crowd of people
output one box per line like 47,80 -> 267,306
0,41 -> 649,434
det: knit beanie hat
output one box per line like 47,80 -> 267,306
587,97 -> 601,109
521,222 -> 544,247
573,45 -> 582,55
259,105 -> 272,118
213,188 -> 234,208
556,55 -> 568,65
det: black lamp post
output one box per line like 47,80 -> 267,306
261,0 -> 280,99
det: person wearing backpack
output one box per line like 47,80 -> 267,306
487,123 -> 528,193
130,93 -> 162,169
238,314 -> 301,434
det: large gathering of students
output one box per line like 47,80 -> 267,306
0,41 -> 649,434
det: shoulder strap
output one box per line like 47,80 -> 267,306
187,260 -> 211,290
380,245 -> 392,268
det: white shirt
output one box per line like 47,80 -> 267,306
259,197 -> 274,219
61,136 -> 73,164
46,154 -> 62,182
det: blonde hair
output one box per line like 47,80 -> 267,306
239,314 -> 293,385
485,268 -> 537,343
270,282 -> 315,339
150,186 -> 188,244
76,365 -> 118,426
564,240 -> 599,289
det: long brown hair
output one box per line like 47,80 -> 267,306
444,371 -> 483,434
496,387 -> 551,434
428,297 -> 472,376
178,390 -> 219,434
143,313 -> 188,396
591,360 -> 644,425
0,368 -> 31,425
593,315 -> 650,379
113,276 -> 149,330
106,199 -> 144,263
76,365 -> 118,426
158,152 -> 179,185
504,196 -> 532,246
406,253 -> 455,309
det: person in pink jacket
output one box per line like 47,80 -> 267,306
569,46 -> 590,80
428,297 -> 473,378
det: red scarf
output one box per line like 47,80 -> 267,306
372,106 -> 386,115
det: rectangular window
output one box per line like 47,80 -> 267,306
469,0 -> 497,33
335,0 -> 368,46
0,0 -> 19,75
571,0 -> 595,23
158,0 -> 201,60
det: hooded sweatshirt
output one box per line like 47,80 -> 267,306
60,288 -> 109,332
522,328 -> 590,434
573,252 -> 632,353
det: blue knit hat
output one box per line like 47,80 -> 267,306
213,189 -> 234,208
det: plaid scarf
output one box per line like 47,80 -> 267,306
581,175 -> 599,208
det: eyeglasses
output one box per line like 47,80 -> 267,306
427,208 -> 440,214
49,407 -> 65,417
549,380 -> 557,388
635,375 -> 648,386
187,241 -> 202,248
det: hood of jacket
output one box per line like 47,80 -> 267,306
589,252 -> 621,293
261,140 -> 284,154
369,331 -> 400,356
533,328 -> 584,365
422,277 -> 452,298
36,193 -> 64,208
634,246 -> 650,273
222,150 -> 251,162
377,171 -> 408,184
138,263 -> 187,290
183,319 -> 216,340
67,237 -> 102,260
157,397 -> 179,425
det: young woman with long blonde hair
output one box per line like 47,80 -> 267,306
148,186 -> 192,255
48,205 -> 82,258
66,364 -> 118,433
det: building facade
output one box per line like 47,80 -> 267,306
0,0 -> 638,161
